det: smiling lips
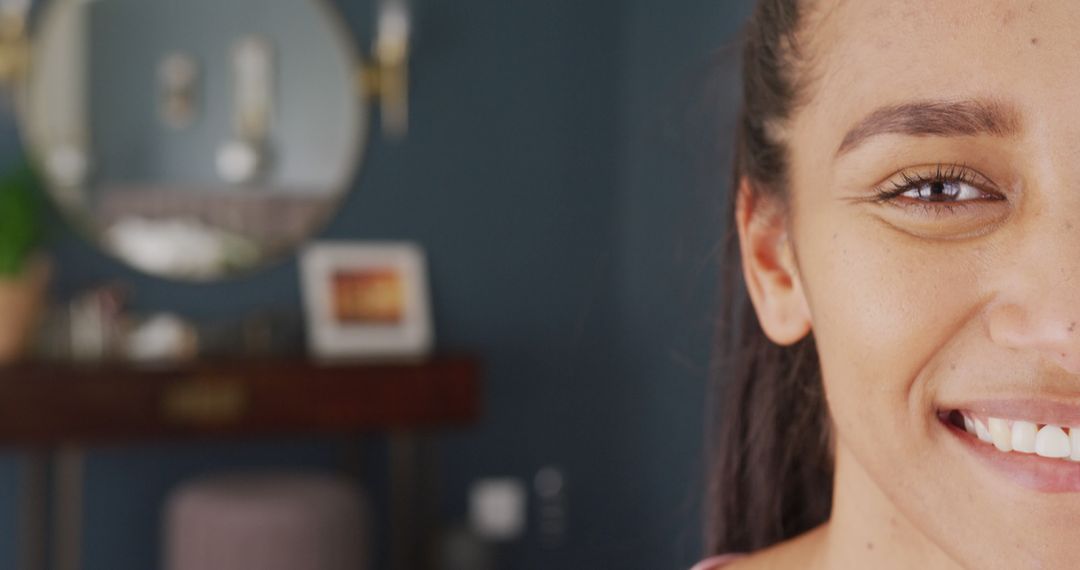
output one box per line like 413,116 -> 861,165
952,410 -> 1080,461
939,407 -> 1080,493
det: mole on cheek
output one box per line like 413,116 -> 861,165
1030,37 -> 1039,46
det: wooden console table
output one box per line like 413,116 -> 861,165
0,355 -> 481,570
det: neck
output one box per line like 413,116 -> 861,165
816,442 -> 962,570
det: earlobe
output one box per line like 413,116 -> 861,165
735,178 -> 812,346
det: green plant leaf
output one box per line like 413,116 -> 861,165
0,162 -> 42,277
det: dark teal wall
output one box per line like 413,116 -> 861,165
0,1 -> 756,569
610,1 -> 752,568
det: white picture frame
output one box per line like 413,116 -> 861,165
299,241 -> 433,362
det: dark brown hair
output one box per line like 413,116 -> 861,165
707,0 -> 833,556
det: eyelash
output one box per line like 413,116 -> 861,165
871,164 -> 1004,213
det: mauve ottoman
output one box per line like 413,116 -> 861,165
164,471 -> 369,570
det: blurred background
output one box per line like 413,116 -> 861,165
0,0 -> 754,568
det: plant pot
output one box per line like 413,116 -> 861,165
0,256 -> 49,365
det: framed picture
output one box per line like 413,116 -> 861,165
300,241 -> 433,361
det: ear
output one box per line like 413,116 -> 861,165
735,178 -> 812,346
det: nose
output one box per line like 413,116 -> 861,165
986,221 -> 1080,374
987,300 -> 1080,374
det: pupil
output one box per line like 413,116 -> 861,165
926,181 -> 951,201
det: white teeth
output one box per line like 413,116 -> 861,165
961,414 -> 1080,463
988,417 -> 1013,452
1011,421 -> 1038,453
1036,425 -> 1072,458
974,418 -> 993,443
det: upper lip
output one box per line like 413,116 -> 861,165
941,398 -> 1080,426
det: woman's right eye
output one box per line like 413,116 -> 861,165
863,164 -> 1012,239
871,164 -> 1006,213
900,179 -> 987,203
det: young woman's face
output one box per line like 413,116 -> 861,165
784,0 -> 1080,566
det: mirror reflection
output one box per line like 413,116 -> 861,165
23,0 -> 364,279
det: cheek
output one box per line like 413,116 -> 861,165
795,214 -> 987,445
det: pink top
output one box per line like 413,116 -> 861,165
690,554 -> 744,570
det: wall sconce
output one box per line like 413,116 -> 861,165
363,0 -> 411,140
217,37 -> 273,184
158,52 -> 199,130
0,0 -> 29,84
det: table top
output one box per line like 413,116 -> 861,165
0,355 -> 481,446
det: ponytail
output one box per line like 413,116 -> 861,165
706,0 -> 832,555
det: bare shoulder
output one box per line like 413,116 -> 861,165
727,525 -> 828,570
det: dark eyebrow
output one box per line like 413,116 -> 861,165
835,99 -> 1022,157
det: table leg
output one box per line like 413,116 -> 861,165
389,433 -> 439,570
18,453 -> 48,570
52,448 -> 84,570
389,433 -> 418,570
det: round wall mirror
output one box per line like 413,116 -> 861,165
19,0 -> 370,280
